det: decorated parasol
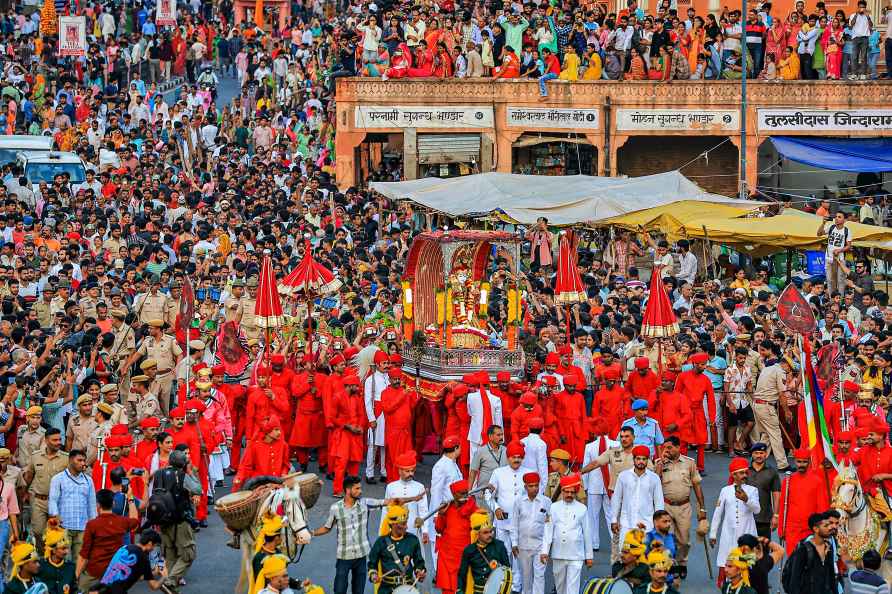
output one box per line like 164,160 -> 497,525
255,254 -> 285,373
554,231 -> 586,340
640,266 -> 679,339
279,241 -> 342,353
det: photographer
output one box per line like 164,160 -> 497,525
76,489 -> 140,593
91,530 -> 167,594
147,448 -> 201,593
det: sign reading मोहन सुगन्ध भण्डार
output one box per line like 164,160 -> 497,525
615,109 -> 739,131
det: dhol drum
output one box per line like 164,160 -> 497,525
582,578 -> 634,594
483,566 -> 513,594
215,484 -> 277,531
392,585 -> 421,594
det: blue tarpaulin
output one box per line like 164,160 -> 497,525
770,136 -> 892,172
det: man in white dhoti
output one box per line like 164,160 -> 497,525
486,441 -> 527,593
364,350 -> 389,482
710,457 -> 760,576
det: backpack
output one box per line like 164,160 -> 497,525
145,467 -> 186,526
781,540 -> 816,593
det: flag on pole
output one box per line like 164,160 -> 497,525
802,337 -> 838,470
178,276 -> 195,338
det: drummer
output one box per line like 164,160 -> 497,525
457,510 -> 511,594
634,549 -> 679,594
368,504 -> 426,594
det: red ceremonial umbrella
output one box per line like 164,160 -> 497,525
554,231 -> 586,340
255,254 -> 284,373
640,265 -> 679,339
279,241 -> 342,352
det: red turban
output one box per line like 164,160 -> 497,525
690,352 -> 709,364
496,371 -> 511,383
475,372 -> 490,386
873,419 -> 890,434
211,364 -> 226,376
169,406 -> 186,419
185,399 -> 206,413
589,417 -> 608,435
520,392 -> 537,406
395,452 -> 417,468
450,480 -> 469,495
373,351 -> 389,364
139,417 -> 161,429
329,354 -> 345,367
387,368 -> 402,380
634,357 -> 650,370
836,431 -> 854,442
661,370 -> 678,382
545,353 -> 560,366
443,435 -> 460,449
506,441 -> 526,457
558,474 -> 581,490
631,445 -> 650,458
563,375 -> 578,386
106,435 -> 125,448
343,374 -> 360,386
856,426 -> 872,439
604,368 -> 621,381
528,417 -> 544,430
110,424 -> 129,436
729,457 -> 749,474
344,346 -> 360,359
120,434 -> 133,447
390,353 -> 403,364
792,447 -> 811,460
261,416 -> 281,433
558,345 -> 572,356
844,380 -> 861,393
452,384 -> 470,397
192,363 -> 208,375
523,472 -> 540,484
270,354 -> 286,365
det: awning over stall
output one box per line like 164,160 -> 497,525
770,137 -> 892,172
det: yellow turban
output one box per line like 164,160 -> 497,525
645,549 -> 674,571
726,547 -> 756,586
44,524 -> 69,559
250,553 -> 288,594
255,513 -> 284,553
379,504 -> 409,537
470,509 -> 492,543
10,543 -> 38,580
622,529 -> 647,561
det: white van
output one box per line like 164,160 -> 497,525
17,151 -> 87,189
0,135 -> 54,166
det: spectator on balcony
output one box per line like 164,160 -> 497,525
382,44 -> 409,80
797,15 -> 821,79
466,41 -> 484,77
493,46 -> 521,79
766,17 -> 789,67
582,46 -> 603,80
759,52 -> 779,78
883,7 -> 892,78
849,0 -> 872,79
537,47 -> 561,98
868,26 -> 881,78
407,41 -> 434,77
500,12 -> 530,60
357,16 -> 382,65
627,47 -> 648,79
722,11 -> 744,70
746,9 -> 767,76
559,45 -> 581,81
822,16 -> 844,79
383,17 -> 403,57
779,45 -> 801,78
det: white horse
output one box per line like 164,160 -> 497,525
235,481 -> 314,593
831,461 -> 892,580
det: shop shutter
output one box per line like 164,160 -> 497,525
417,134 -> 481,165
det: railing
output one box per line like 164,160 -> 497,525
402,344 -> 525,382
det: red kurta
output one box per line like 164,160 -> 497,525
289,372 -> 327,448
539,395 -> 561,453
490,386 -> 515,436
245,385 -> 290,441
376,386 -> 417,479
233,437 -> 291,489
675,370 -> 715,445
626,370 -> 660,401
269,367 -> 299,436
434,497 -> 478,593
331,391 -> 368,495
594,385 -> 631,438
510,402 -> 544,442
777,470 -> 825,554
219,382 -> 248,467
854,444 -> 892,497
554,391 -> 586,463
648,388 -> 691,442
445,391 -> 471,469
172,419 -> 219,520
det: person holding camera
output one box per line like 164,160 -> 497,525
91,530 -> 167,594
76,488 -> 140,593
147,448 -> 202,593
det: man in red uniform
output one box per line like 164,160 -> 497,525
854,418 -> 892,521
215,364 -> 248,475
268,353 -> 299,442
246,368 -> 290,444
175,398 -> 219,525
233,416 -> 291,489
490,372 -> 516,437
511,392 -> 543,442
537,376 -> 561,453
322,354 -> 348,479
593,368 -> 629,437
330,374 -> 367,497
777,448 -> 826,554
92,434 -> 132,490
555,376 -> 586,464
135,416 -> 160,467
675,352 -> 714,471
626,357 -> 659,401
594,350 -> 622,386
823,380 -> 860,439
290,360 -> 328,472
557,345 -> 586,391
648,370 -> 691,447
434,480 -> 478,594
445,383 -> 472,474
377,368 -> 417,481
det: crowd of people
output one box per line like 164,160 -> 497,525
0,0 -> 889,593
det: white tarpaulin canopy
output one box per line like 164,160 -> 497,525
370,171 -> 761,225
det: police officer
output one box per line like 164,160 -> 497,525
99,384 -> 128,426
121,320 -> 182,414
33,286 -> 54,329
620,400 -> 665,457
224,279 -> 245,323
544,450 -> 586,503
239,277 -> 260,340
22,429 -> 68,553
656,436 -> 706,580
65,395 -> 98,453
134,276 -> 171,325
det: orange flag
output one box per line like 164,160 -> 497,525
254,0 -> 264,28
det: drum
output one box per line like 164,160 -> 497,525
392,585 -> 420,594
215,484 -> 276,531
282,472 -> 322,510
582,578 -> 634,594
483,566 -> 512,594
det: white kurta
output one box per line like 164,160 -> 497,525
610,468 -> 664,547
379,478 -> 430,537
467,389 -> 504,450
581,436 -> 618,495
487,465 -> 525,533
541,499 -> 593,560
709,484 -> 760,566
512,494 -> 551,594
364,369 -> 388,446
520,433 -> 549,493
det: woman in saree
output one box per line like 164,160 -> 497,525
685,16 -> 706,71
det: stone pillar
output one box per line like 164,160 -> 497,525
494,130 -> 523,173
609,134 -> 631,176
583,133 -> 603,176
334,130 -> 365,190
480,132 -> 494,173
403,128 -> 418,180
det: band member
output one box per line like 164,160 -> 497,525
457,509 -> 511,594
368,505 -> 426,594
611,529 -> 650,587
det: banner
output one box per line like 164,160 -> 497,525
354,106 -> 494,129
758,109 -> 892,131
58,16 -> 86,57
156,0 -> 177,26
506,107 -> 599,129
616,109 -> 739,131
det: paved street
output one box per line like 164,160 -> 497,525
132,451 -> 786,594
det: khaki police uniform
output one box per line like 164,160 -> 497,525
87,421 -> 112,466
238,296 -> 260,340
658,454 -> 701,565
33,298 -> 54,328
50,295 -> 68,316
79,297 -> 98,320
26,449 -> 69,552
135,334 -> 182,414
66,415 -> 98,453
135,292 -> 171,325
752,364 -> 789,471
15,426 -> 45,469
105,401 -> 129,427
134,393 -> 162,425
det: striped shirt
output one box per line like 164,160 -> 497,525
323,497 -> 385,560
851,569 -> 890,594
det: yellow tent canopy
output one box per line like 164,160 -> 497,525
604,206 -> 892,256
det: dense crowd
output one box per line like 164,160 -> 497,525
0,0 -> 890,594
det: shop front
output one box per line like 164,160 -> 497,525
512,135 -> 597,176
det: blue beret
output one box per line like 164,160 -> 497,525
631,399 -> 649,411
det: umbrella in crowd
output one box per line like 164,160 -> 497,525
255,254 -> 285,371
554,231 -> 586,339
640,265 -> 680,339
279,241 -> 342,351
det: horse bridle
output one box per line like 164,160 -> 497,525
833,477 -> 867,518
